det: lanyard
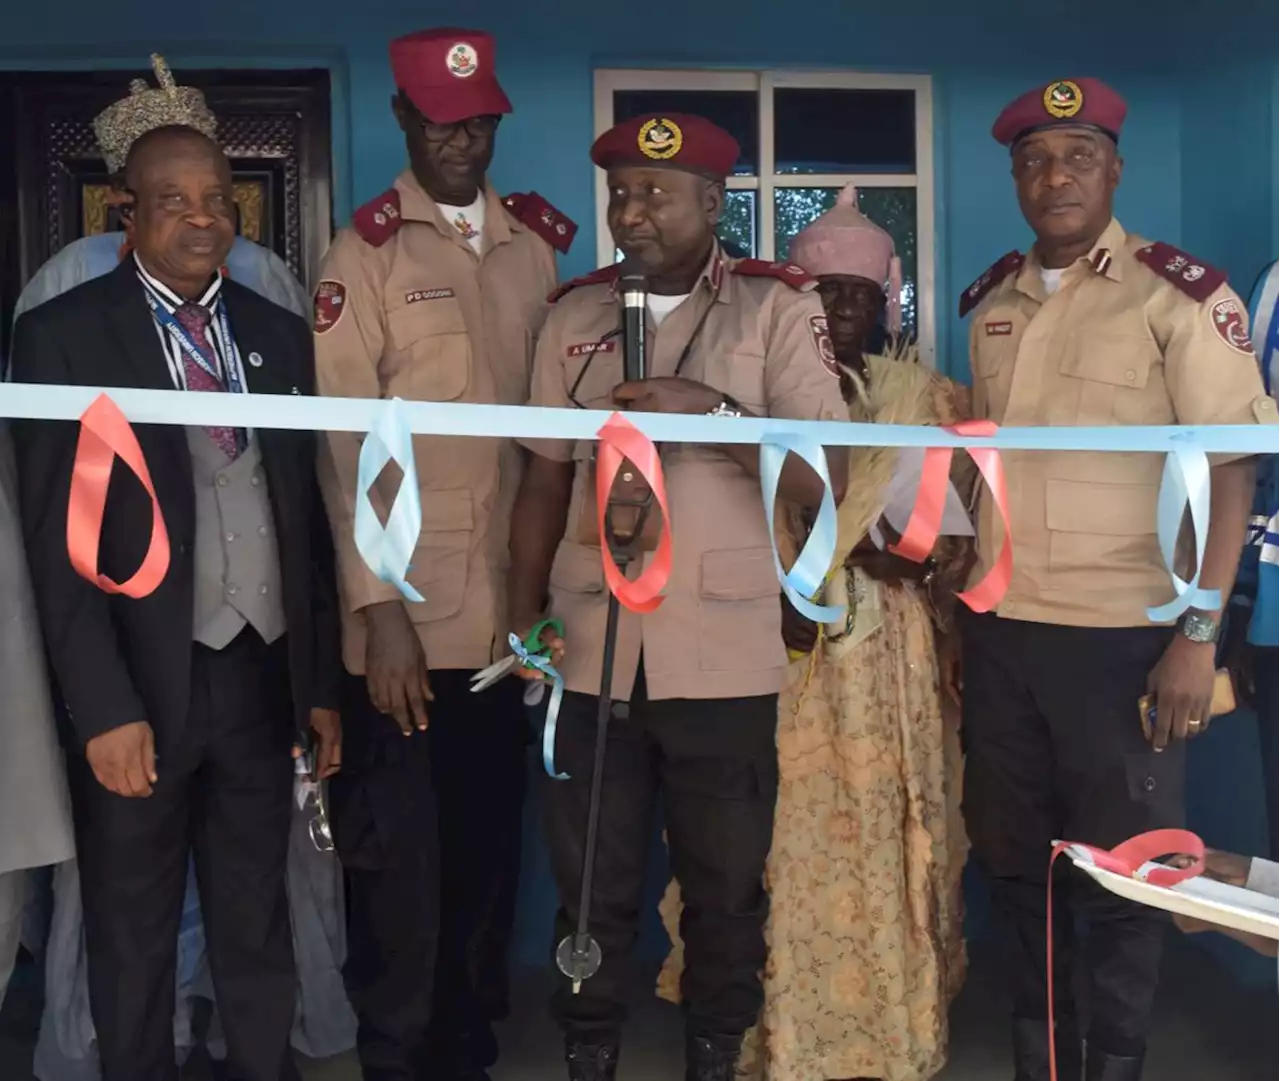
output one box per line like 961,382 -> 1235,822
142,287 -> 244,396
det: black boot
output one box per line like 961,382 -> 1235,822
1013,1017 -> 1083,1081
565,1035 -> 620,1081
685,1033 -> 742,1081
1085,1044 -> 1144,1081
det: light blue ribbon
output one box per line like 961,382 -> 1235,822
1146,445 -> 1220,622
508,632 -> 568,779
759,434 -> 846,623
354,397 -> 424,603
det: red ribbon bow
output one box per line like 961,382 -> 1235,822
67,394 -> 170,598
594,413 -> 672,613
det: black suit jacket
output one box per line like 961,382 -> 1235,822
9,259 -> 341,751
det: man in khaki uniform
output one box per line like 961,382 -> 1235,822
959,78 -> 1277,1081
507,113 -> 847,1081
311,27 -> 574,1081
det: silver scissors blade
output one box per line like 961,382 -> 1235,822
470,654 -> 518,693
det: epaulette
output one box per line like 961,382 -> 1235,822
730,259 -> 814,289
352,189 -> 403,247
1134,242 -> 1226,303
959,251 -> 1024,317
548,265 -> 621,304
503,192 -> 577,255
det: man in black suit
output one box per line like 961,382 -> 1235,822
9,125 -> 342,1081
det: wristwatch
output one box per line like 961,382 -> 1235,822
706,394 -> 743,418
1178,611 -> 1220,645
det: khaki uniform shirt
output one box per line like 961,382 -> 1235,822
521,249 -> 847,701
966,218 -> 1277,628
315,171 -> 559,672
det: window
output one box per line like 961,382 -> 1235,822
593,70 -> 936,367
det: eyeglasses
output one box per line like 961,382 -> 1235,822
419,115 -> 500,143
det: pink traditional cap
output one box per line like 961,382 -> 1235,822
788,183 -> 902,333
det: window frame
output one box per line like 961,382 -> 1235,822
592,68 -> 937,368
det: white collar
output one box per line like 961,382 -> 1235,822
133,252 -> 222,312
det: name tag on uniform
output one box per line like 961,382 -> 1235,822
567,341 -> 617,357
405,288 -> 455,304
985,321 -> 1013,336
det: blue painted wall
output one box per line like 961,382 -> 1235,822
1,0 -> 1276,972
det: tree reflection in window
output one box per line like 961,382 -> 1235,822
774,187 -> 917,338
717,190 -> 757,259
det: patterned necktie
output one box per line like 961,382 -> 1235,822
173,302 -> 240,460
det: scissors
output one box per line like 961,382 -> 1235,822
469,617 -> 565,694
296,735 -> 334,853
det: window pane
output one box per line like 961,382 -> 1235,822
612,90 -> 758,175
773,187 -> 918,337
717,190 -> 758,258
773,88 -> 915,174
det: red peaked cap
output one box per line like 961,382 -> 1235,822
992,78 -> 1127,148
390,28 -> 512,125
590,113 -> 740,179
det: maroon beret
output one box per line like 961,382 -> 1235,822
590,113 -> 740,179
992,78 -> 1127,148
390,28 -> 512,125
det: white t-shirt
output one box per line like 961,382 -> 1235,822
1040,266 -> 1066,295
647,292 -> 690,326
439,190 -> 486,254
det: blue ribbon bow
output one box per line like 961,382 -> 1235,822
508,631 -> 568,779
1146,444 -> 1220,622
354,397 -> 425,603
759,434 -> 847,623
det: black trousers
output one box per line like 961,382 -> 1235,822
960,611 -> 1182,1059
330,669 -> 526,1081
1254,646 -> 1279,861
543,668 -> 778,1041
69,628 -> 298,1081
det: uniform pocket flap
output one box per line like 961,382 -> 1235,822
550,542 -> 605,594
699,547 -> 778,601
387,298 -> 467,348
1045,479 -> 1156,536
1062,334 -> 1156,389
420,487 -> 473,534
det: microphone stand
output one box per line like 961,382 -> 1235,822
555,265 -> 650,993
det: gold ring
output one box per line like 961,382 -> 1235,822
1187,718 -> 1204,733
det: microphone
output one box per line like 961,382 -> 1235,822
618,259 -> 648,383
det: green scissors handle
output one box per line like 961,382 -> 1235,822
520,617 -> 565,663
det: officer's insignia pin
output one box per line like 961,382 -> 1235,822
638,118 -> 683,161
1042,80 -> 1084,119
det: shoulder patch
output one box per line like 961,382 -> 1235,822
548,265 -> 621,304
352,188 -> 403,247
503,192 -> 577,255
730,259 -> 814,289
1134,242 -> 1227,303
313,280 -> 347,335
959,251 -> 1024,318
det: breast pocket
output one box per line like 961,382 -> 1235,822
1045,478 -> 1166,591
704,350 -> 766,413
1060,333 -> 1163,425
972,339 -> 1017,418
387,302 -> 471,402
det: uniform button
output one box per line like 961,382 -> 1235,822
227,585 -> 239,597
251,474 -> 262,487
1143,775 -> 1157,793
611,702 -> 630,720
216,475 -> 229,488
225,531 -> 236,543
258,525 -> 269,537
1125,369 -> 1136,382
259,584 -> 269,595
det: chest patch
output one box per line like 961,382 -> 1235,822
405,287 -> 456,305
809,314 -> 838,378
1210,298 -> 1255,356
313,280 -> 347,335
567,340 -> 617,358
985,321 -> 1014,336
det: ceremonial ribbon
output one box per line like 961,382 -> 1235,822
1146,445 -> 1219,622
759,433 -> 845,622
889,420 -> 1013,613
595,413 -> 673,613
1045,830 -> 1204,1081
67,394 -> 170,598
353,397 -> 425,603
508,630 -> 568,780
